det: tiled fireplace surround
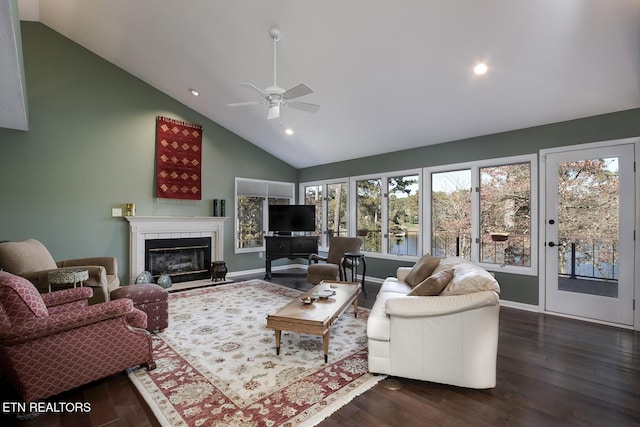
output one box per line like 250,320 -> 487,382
125,216 -> 227,285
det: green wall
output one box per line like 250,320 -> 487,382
0,22 -> 297,279
298,109 -> 640,305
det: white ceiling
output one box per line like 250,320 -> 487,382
5,0 -> 640,168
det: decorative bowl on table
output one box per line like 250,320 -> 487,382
314,289 -> 336,299
300,296 -> 317,305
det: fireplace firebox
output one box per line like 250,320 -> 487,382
145,237 -> 211,283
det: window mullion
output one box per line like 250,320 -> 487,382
382,175 -> 389,255
471,166 -> 481,263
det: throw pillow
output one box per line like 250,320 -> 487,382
404,254 -> 441,288
439,261 -> 501,295
407,268 -> 454,296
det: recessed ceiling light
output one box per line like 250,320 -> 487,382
285,128 -> 294,135
189,88 -> 200,96
474,63 -> 488,75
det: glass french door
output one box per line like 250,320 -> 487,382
544,144 -> 635,325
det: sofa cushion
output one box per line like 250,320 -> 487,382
379,277 -> 413,295
407,268 -> 454,296
436,258 -> 500,295
404,254 -> 440,288
0,271 -> 49,323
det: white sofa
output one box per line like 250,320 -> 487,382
367,256 -> 500,389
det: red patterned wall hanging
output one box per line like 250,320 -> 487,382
156,116 -> 202,200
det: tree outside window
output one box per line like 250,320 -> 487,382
237,196 -> 264,249
480,163 -> 531,266
388,174 -> 419,256
326,182 -> 347,243
431,170 -> 472,259
304,185 -> 323,236
557,158 -> 619,280
356,178 -> 382,252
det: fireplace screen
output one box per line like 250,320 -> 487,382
145,237 -> 211,283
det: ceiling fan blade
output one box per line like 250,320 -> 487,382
239,82 -> 269,97
282,83 -> 314,100
267,104 -> 280,120
227,101 -> 264,107
286,101 -> 320,113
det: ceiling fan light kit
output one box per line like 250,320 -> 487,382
228,28 -> 319,120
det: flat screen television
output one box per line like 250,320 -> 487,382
268,204 -> 315,233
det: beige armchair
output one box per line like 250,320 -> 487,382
307,237 -> 362,284
0,239 -> 120,305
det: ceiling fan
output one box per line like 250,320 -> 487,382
228,28 -> 319,120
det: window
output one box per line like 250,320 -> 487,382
303,172 -> 421,258
235,178 -> 294,252
350,170 -> 421,258
300,157 -> 535,273
302,180 -> 348,248
304,185 -> 323,236
426,155 -> 537,275
356,178 -> 382,252
326,182 -> 348,244
480,163 -> 532,267
387,174 -> 419,256
430,170 -> 472,258
236,195 -> 265,249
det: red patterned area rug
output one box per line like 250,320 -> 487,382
128,280 -> 384,426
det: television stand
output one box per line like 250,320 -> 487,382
264,235 -> 318,280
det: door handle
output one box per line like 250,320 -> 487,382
548,241 -> 561,247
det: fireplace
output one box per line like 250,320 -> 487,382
126,216 -> 228,285
145,237 -> 211,283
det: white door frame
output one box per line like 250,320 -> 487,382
539,137 -> 639,330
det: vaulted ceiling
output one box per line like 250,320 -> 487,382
4,0 -> 640,168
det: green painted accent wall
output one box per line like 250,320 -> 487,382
0,22 -> 297,280
298,109 -> 640,305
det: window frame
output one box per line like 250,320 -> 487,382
348,169 -> 422,261
235,177 -> 295,253
300,178 -> 350,249
424,154 -> 538,276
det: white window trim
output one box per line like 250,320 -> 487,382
300,177 -> 349,249
424,154 -> 538,276
235,177 -> 295,254
349,168 -> 422,261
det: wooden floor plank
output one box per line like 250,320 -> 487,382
2,269 -> 639,426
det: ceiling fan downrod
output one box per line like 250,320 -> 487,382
270,28 -> 281,91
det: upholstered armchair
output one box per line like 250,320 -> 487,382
0,239 -> 120,305
307,237 -> 362,284
0,271 -> 155,404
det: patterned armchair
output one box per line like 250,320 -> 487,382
0,271 -> 155,403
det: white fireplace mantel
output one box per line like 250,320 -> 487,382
125,216 -> 228,284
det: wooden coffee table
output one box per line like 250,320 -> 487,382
266,281 -> 361,363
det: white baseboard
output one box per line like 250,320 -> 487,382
226,263 -> 309,279
499,299 -> 539,312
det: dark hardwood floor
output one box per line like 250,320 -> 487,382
2,268 -> 639,426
